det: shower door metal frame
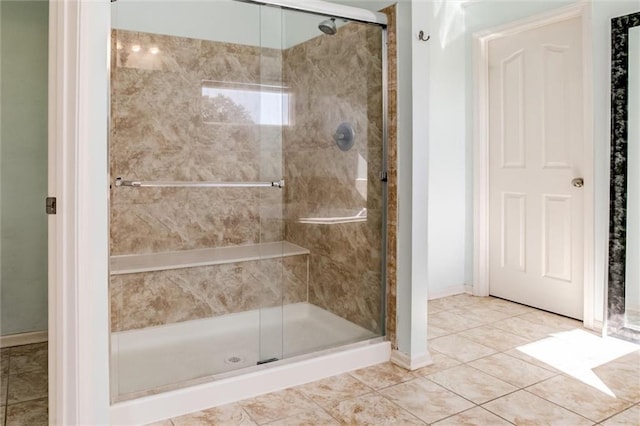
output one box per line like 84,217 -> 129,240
107,0 -> 391,401
235,0 -> 388,26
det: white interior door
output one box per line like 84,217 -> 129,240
488,16 -> 584,320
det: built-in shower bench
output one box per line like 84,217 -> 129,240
110,241 -> 309,275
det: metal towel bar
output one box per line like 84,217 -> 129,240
114,177 -> 284,189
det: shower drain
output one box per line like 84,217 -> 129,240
224,355 -> 244,365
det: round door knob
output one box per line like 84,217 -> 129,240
572,178 -> 584,188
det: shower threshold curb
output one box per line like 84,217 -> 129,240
110,339 -> 391,425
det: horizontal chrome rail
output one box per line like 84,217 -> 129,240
114,177 -> 284,189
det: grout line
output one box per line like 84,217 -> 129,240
526,372 -> 638,411
241,406 -> 260,426
292,390 -> 343,425
373,389 -> 429,425
3,351 -> 10,409
463,353 -> 560,388
476,405 -> 517,425
421,375 -> 480,407
516,388 -> 598,424
432,405 -> 516,426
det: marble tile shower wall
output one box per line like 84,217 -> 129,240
110,30 -> 284,254
109,30 -> 302,332
283,23 -> 384,334
109,25 -> 386,334
111,256 -> 307,332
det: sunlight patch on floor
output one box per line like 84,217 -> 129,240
516,329 -> 640,397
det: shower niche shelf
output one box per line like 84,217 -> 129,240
110,241 -> 309,275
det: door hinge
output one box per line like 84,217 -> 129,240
379,171 -> 388,182
46,197 -> 57,215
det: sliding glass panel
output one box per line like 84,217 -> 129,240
109,0 -> 284,401
279,8 -> 386,358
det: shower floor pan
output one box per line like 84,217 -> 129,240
111,302 -> 377,398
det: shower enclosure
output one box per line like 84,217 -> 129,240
109,0 -> 388,401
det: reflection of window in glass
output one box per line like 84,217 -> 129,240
356,152 -> 367,200
201,80 -> 291,126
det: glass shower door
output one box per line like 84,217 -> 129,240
278,7 -> 386,359
108,0 -> 386,401
109,0 -> 286,400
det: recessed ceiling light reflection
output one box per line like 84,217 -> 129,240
149,47 -> 160,55
131,44 -> 141,53
116,42 -> 123,50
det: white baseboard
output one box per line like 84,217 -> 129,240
464,285 -> 474,294
390,349 -> 432,370
428,285 -> 467,300
0,330 -> 48,348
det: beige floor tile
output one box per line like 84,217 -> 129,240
593,351 -> 640,403
6,369 -> 48,404
433,406 -> 512,425
447,293 -> 485,306
296,373 -> 372,409
611,350 -> 640,365
413,351 -> 460,376
428,311 -> 478,333
428,299 -> 449,314
517,311 -> 583,332
483,390 -> 591,425
427,365 -> 516,404
5,398 -> 48,426
349,362 -> 416,390
504,348 -> 561,373
263,408 -> 339,426
428,334 -> 497,363
428,324 -> 451,340
240,388 -> 318,424
477,298 -> 535,315
0,349 -> 8,377
458,325 -> 531,352
527,375 -> 634,422
171,403 -> 255,425
491,317 -> 558,342
428,294 -> 484,313
450,306 -> 514,325
328,393 -> 425,425
9,344 -> 48,375
601,404 -> 640,425
380,377 -> 474,424
468,353 -> 557,388
1,373 -> 7,406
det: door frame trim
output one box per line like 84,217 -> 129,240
48,0 -> 111,423
472,2 -> 595,326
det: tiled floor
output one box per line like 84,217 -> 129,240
2,296 -> 639,425
0,343 -> 48,426
149,295 -> 640,425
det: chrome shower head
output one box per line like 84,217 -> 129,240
318,18 -> 337,35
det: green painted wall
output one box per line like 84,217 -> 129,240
0,0 -> 49,335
